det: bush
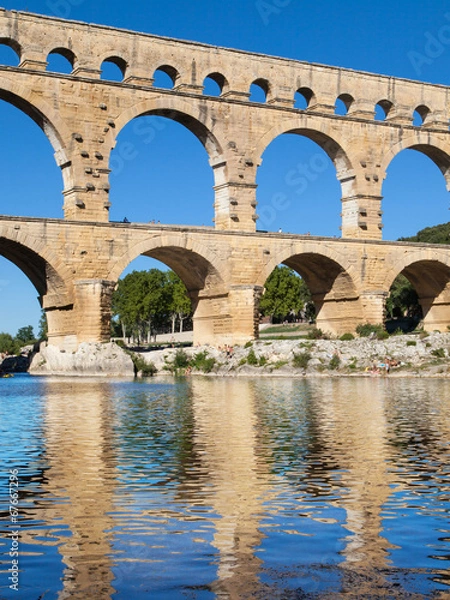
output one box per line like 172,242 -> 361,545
130,354 -> 157,376
246,348 -> 258,366
329,354 -> 341,370
191,351 -> 216,373
406,340 -> 417,347
307,328 -> 325,340
244,341 -> 253,349
339,332 -> 354,341
355,323 -> 386,339
293,352 -> 311,369
431,348 -> 445,358
173,349 -> 190,369
258,355 -> 267,367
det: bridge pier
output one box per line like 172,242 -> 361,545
73,280 -> 116,344
420,294 -> 450,332
360,291 -> 387,327
192,285 -> 263,346
314,296 -> 364,336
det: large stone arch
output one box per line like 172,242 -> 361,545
0,229 -> 75,346
382,249 -> 450,331
0,76 -> 72,181
109,232 -> 231,345
258,244 -> 362,335
254,118 -> 356,188
381,134 -> 450,191
113,95 -> 224,161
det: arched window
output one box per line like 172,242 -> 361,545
375,99 -> 393,121
46,48 -> 76,74
413,105 -> 430,127
152,65 -> 179,89
294,87 -> 314,110
203,72 -> 228,97
249,78 -> 270,103
101,56 -> 127,82
0,39 -> 20,66
335,93 -> 354,116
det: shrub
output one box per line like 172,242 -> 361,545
258,355 -> 267,367
339,332 -> 354,341
329,354 -> 341,370
431,348 -> 445,359
173,349 -> 190,370
246,348 -> 258,366
192,351 -> 216,373
356,323 -> 386,339
406,340 -> 417,347
130,354 -> 157,376
307,328 -> 324,340
293,352 -> 311,369
244,341 -> 253,349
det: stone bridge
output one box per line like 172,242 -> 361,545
0,10 -> 450,348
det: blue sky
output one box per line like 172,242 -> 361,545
1,0 -> 450,335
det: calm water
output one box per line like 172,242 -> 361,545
0,375 -> 450,599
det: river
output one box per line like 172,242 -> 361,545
0,375 -> 449,599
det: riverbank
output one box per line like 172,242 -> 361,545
137,331 -> 450,378
11,331 -> 450,377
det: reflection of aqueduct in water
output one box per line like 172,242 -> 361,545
1,9 -> 450,348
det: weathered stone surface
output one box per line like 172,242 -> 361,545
29,342 -> 134,377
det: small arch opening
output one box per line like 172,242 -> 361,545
152,65 -> 179,89
0,39 -> 21,66
294,87 -> 314,110
335,93 -> 353,116
101,56 -> 127,82
375,99 -> 393,121
46,48 -> 75,74
413,105 -> 430,127
249,78 -> 269,103
203,72 -> 227,97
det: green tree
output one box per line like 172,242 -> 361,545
0,333 -> 20,355
112,269 -> 171,344
260,266 -> 312,323
15,325 -> 35,345
38,310 -> 48,340
166,271 -> 192,333
385,275 -> 421,319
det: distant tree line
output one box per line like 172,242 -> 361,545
0,325 -> 38,355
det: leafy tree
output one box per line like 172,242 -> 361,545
166,271 -> 192,333
385,275 -> 421,319
399,221 -> 450,244
15,325 -> 35,345
38,311 -> 48,341
260,266 -> 312,323
0,333 -> 20,355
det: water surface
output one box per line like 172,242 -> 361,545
0,375 -> 449,598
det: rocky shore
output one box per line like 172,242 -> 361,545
138,331 -> 450,378
13,331 -> 450,378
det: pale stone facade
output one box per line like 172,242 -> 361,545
0,10 -> 450,347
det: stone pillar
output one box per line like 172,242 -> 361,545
42,293 -> 77,351
420,294 -> 450,332
192,285 -> 262,346
359,291 -> 387,326
341,195 -> 383,239
73,280 -> 116,343
314,296 -> 363,336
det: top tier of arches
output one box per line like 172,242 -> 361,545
0,10 -> 449,131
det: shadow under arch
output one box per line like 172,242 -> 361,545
383,254 -> 450,331
259,249 -> 362,334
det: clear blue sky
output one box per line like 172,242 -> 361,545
1,0 -> 450,335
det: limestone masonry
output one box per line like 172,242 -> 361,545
1,9 -> 450,348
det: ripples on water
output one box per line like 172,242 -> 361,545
0,375 -> 449,598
